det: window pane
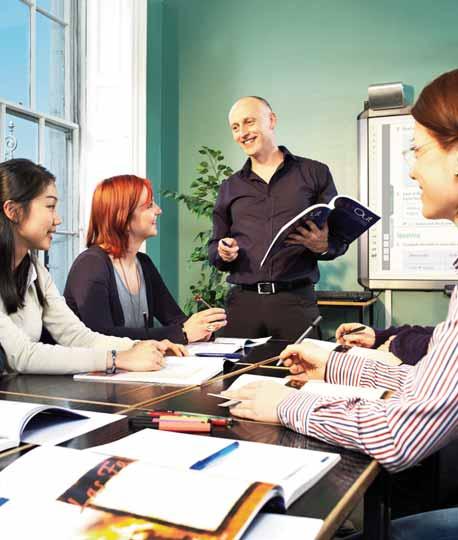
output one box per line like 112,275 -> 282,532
0,0 -> 30,107
37,0 -> 66,21
46,234 -> 73,293
4,113 -> 38,162
44,124 -> 75,292
36,13 -> 65,117
45,123 -> 69,227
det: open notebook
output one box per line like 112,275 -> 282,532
73,356 -> 225,386
223,373 -> 388,400
0,432 -> 338,539
0,400 -> 124,453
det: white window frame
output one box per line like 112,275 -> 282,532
0,0 -> 80,285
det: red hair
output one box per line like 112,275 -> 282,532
412,69 -> 458,150
87,175 -> 153,258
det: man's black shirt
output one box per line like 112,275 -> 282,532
208,146 -> 348,285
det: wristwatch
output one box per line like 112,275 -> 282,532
106,350 -> 117,374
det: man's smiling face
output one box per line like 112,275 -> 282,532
228,97 -> 277,159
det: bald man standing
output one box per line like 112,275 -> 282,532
208,96 -> 348,341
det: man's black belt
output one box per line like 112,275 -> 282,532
238,280 -> 311,295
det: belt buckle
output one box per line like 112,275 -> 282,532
257,282 -> 275,294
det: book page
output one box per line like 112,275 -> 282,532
243,513 -> 323,540
21,409 -> 125,446
227,373 -> 288,391
0,446 -> 107,500
0,445 -> 277,537
226,373 -> 386,400
301,380 -> 386,400
186,342 -> 241,355
74,356 -> 224,385
89,428 -> 340,507
301,338 -> 338,351
93,462 -> 257,531
215,336 -> 272,348
0,438 -> 16,453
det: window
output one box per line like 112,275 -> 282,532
0,0 -> 79,293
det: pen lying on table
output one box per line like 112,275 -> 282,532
195,352 -> 242,359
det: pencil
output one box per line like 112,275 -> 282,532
194,294 -> 213,309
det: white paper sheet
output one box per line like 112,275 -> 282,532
243,513 -> 323,539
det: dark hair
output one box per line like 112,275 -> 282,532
411,69 -> 458,150
0,159 -> 55,314
247,96 -> 273,111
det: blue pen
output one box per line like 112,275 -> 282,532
195,352 -> 242,359
190,441 -> 240,470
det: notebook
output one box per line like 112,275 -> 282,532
225,373 -> 388,400
73,356 -> 225,386
0,399 -> 124,453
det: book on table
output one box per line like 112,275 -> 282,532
260,194 -> 380,268
0,428 -> 339,539
0,399 -> 124,453
73,355 -> 225,385
222,372 -> 388,400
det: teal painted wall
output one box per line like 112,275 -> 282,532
147,0 -> 457,329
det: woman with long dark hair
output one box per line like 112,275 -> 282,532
0,159 -> 183,374
64,175 -> 226,343
224,69 -> 458,538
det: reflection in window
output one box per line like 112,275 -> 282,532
37,13 -> 65,117
0,0 -> 30,107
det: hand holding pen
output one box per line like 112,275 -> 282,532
217,237 -> 239,262
178,297 -> 227,342
335,323 -> 375,348
276,315 -> 323,366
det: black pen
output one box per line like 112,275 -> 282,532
143,312 -> 149,337
276,315 -> 323,366
342,325 -> 366,336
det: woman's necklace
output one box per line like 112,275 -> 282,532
119,258 -> 142,326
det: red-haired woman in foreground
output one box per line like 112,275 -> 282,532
64,175 -> 226,343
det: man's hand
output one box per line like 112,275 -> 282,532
279,343 -> 330,379
222,381 -> 297,423
335,323 -> 375,348
286,221 -> 329,254
217,237 -> 239,262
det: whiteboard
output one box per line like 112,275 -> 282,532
358,108 -> 458,290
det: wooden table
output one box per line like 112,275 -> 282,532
0,342 -> 391,540
318,297 -> 379,326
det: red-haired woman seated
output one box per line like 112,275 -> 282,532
64,175 -> 226,343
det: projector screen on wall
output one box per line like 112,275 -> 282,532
358,109 -> 458,290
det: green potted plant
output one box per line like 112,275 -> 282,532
162,146 -> 233,314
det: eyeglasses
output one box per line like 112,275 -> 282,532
402,141 -> 436,169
